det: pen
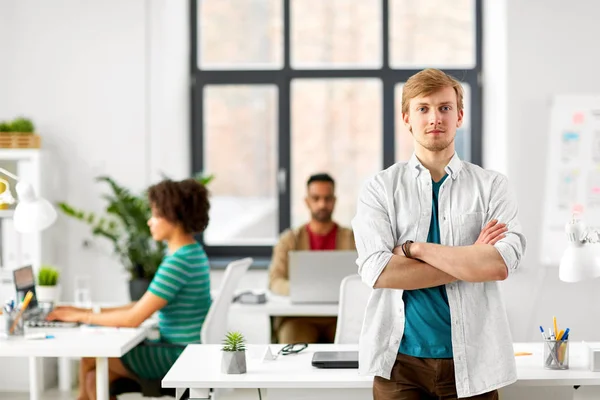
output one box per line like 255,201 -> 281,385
539,326 -> 547,340
25,333 -> 54,340
562,328 -> 570,341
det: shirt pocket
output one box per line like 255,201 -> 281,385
395,212 -> 420,246
457,212 -> 486,246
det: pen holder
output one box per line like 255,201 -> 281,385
4,310 -> 24,336
543,339 -> 569,370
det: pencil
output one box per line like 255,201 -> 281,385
553,316 -> 558,340
9,291 -> 33,334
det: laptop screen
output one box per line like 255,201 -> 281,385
13,265 -> 38,309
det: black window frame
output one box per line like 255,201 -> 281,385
190,0 -> 483,266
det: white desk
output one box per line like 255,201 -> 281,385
0,326 -> 148,400
56,314 -> 159,392
228,293 -> 339,344
162,342 -> 600,400
230,292 -> 338,317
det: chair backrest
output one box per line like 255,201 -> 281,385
334,274 -> 372,344
200,257 -> 253,344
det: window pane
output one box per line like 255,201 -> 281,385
291,79 -> 382,229
395,83 -> 471,162
389,0 -> 475,68
291,0 -> 382,69
203,85 -> 278,246
199,0 -> 283,69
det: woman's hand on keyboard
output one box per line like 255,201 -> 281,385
46,307 -> 86,323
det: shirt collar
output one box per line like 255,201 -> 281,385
408,152 -> 463,180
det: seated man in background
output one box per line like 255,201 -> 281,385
48,178 -> 212,400
268,173 -> 356,344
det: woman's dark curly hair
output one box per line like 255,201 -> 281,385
147,178 -> 210,234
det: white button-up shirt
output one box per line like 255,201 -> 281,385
352,153 -> 526,398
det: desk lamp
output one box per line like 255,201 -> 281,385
0,167 -> 56,233
559,212 -> 600,282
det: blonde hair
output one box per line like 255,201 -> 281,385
401,68 -> 464,114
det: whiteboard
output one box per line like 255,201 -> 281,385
541,95 -> 600,266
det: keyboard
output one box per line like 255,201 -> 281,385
24,318 -> 79,331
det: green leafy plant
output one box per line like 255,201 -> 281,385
9,117 -> 35,134
38,265 -> 59,286
57,172 -> 213,280
222,331 -> 246,352
0,122 -> 11,132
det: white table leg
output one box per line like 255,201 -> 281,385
175,388 -> 187,400
95,357 -> 109,400
188,388 -> 211,399
58,357 -> 73,391
574,385 -> 600,399
28,356 -> 39,400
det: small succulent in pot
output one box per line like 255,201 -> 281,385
221,331 -> 247,374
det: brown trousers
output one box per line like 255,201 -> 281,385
276,317 -> 337,344
373,353 -> 499,400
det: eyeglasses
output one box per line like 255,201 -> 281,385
272,343 -> 308,360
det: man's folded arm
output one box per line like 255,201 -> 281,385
409,175 -> 526,283
409,243 -> 507,282
352,178 -> 457,290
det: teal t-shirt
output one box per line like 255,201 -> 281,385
148,242 -> 212,344
399,174 -> 453,358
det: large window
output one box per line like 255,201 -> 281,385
192,0 -> 482,262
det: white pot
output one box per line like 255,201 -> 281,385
35,285 -> 61,305
221,351 -> 247,374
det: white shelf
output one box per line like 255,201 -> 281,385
0,148 -> 40,161
0,210 -> 14,218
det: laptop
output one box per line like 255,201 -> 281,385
312,351 -> 359,369
12,265 -> 79,330
288,250 -> 358,304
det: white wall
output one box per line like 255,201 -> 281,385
0,0 -> 190,304
484,0 -> 600,347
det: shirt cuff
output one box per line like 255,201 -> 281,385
494,241 -> 517,275
360,252 -> 394,287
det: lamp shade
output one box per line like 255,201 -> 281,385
12,181 -> 57,233
559,243 -> 600,282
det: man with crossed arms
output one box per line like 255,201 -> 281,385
352,68 -> 526,399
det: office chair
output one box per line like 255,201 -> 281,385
110,257 -> 253,398
334,274 -> 372,344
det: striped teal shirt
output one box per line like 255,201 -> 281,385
148,242 -> 212,344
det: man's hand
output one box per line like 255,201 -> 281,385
475,219 -> 507,245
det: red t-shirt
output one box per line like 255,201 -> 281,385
306,224 -> 338,250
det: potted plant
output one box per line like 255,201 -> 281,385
221,331 -> 247,374
0,116 -> 41,148
57,173 -> 213,300
36,265 -> 61,304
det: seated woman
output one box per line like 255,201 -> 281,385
48,178 -> 212,400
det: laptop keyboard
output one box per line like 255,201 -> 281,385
25,318 -> 79,329
24,310 -> 79,330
